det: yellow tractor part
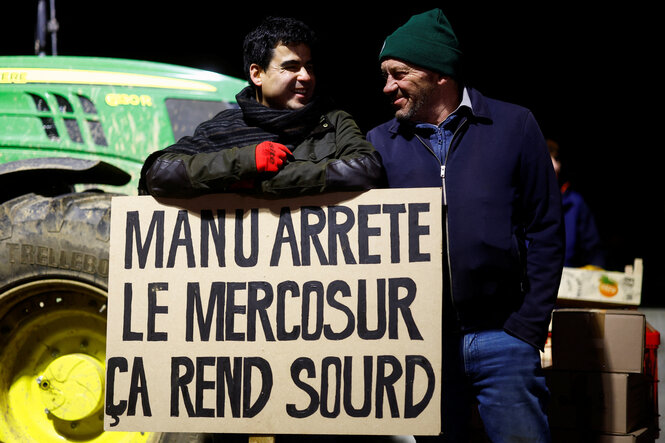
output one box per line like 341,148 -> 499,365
38,353 -> 105,421
0,279 -> 155,442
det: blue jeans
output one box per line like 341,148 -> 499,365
417,329 -> 551,443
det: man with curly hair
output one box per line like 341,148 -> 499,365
140,16 -> 384,197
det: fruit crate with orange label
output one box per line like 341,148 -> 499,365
557,258 -> 643,306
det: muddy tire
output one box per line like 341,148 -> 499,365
0,192 -> 113,290
0,192 -> 210,443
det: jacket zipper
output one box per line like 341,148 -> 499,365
415,117 -> 468,327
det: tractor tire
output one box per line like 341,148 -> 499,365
0,192 -> 210,443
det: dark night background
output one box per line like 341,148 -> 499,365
2,2 -> 662,305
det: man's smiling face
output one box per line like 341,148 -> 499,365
252,43 -> 315,110
381,58 -> 440,123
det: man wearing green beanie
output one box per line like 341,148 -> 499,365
368,9 -> 564,442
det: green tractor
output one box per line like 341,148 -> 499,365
0,5 -> 247,441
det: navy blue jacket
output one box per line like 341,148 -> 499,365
367,87 -> 564,350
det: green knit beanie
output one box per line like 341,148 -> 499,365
380,9 -> 462,78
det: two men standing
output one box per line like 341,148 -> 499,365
141,9 -> 564,443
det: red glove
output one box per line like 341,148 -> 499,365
255,141 -> 292,172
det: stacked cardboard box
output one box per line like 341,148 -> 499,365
548,309 -> 658,442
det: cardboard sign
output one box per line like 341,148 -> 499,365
104,188 -> 443,435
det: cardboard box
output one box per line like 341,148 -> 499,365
552,309 -> 646,373
557,259 -> 643,306
546,370 -> 652,434
550,426 -> 655,443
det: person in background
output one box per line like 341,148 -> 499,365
139,16 -> 384,198
548,139 -> 606,268
367,9 -> 565,442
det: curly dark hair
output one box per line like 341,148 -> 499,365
242,16 -> 318,85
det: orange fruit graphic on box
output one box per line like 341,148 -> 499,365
599,275 -> 619,297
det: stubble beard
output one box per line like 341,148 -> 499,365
394,87 -> 433,123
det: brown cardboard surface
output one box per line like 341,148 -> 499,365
551,309 -> 646,373
104,189 -> 443,435
546,370 -> 652,434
